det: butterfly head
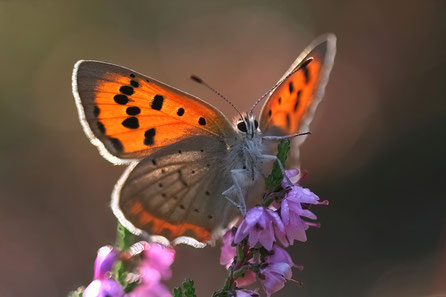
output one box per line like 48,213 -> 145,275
235,114 -> 259,139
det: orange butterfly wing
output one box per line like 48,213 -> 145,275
73,61 -> 234,164
259,34 -> 336,137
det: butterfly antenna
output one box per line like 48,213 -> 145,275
249,58 -> 313,115
191,75 -> 244,120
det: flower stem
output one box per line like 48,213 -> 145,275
115,222 -> 134,251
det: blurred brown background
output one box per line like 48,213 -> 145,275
1,0 -> 445,296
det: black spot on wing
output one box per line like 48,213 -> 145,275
126,107 -> 141,116
144,128 -> 156,146
289,82 -> 294,94
114,94 -> 129,105
303,68 -> 310,84
294,90 -> 302,112
130,80 -> 139,88
177,108 -> 184,116
120,86 -> 134,95
97,121 -> 106,134
129,73 -> 135,78
93,106 -> 100,117
198,117 -> 206,126
300,59 -> 312,84
109,137 -> 123,152
151,95 -> 164,110
121,117 -> 139,129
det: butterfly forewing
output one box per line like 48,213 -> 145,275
112,136 -> 237,246
259,34 -> 336,137
73,60 -> 235,164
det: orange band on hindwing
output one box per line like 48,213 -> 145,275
130,201 -> 212,242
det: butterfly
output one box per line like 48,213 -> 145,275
72,34 -> 336,248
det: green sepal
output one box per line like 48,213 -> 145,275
173,287 -> 184,297
183,279 -> 197,297
265,139 -> 290,191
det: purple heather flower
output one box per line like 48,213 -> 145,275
83,279 -> 125,297
282,169 -> 300,186
129,282 -> 172,297
94,245 -> 118,280
267,246 -> 304,271
234,206 -> 285,251
220,228 -> 236,268
220,229 -> 257,287
259,262 -> 292,297
236,270 -> 257,287
136,241 -> 175,281
126,241 -> 174,297
259,246 -> 303,297
83,245 -> 124,297
267,246 -> 293,266
276,170 -> 327,246
235,288 -> 260,297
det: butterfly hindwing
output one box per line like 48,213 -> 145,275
73,60 -> 234,164
112,136 -> 238,246
259,34 -> 336,137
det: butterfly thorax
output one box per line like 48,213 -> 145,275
224,116 -> 264,178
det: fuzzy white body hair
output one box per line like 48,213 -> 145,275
222,116 -> 269,207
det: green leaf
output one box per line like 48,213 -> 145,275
265,139 -> 290,191
173,287 -> 183,297
124,281 -> 140,293
183,279 -> 197,297
115,222 -> 134,251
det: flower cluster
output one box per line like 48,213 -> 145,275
81,241 -> 175,297
219,169 -> 327,297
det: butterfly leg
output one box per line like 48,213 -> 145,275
260,154 -> 292,186
222,185 -> 244,212
222,169 -> 249,215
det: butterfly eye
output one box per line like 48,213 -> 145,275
254,120 -> 259,129
237,121 -> 247,133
